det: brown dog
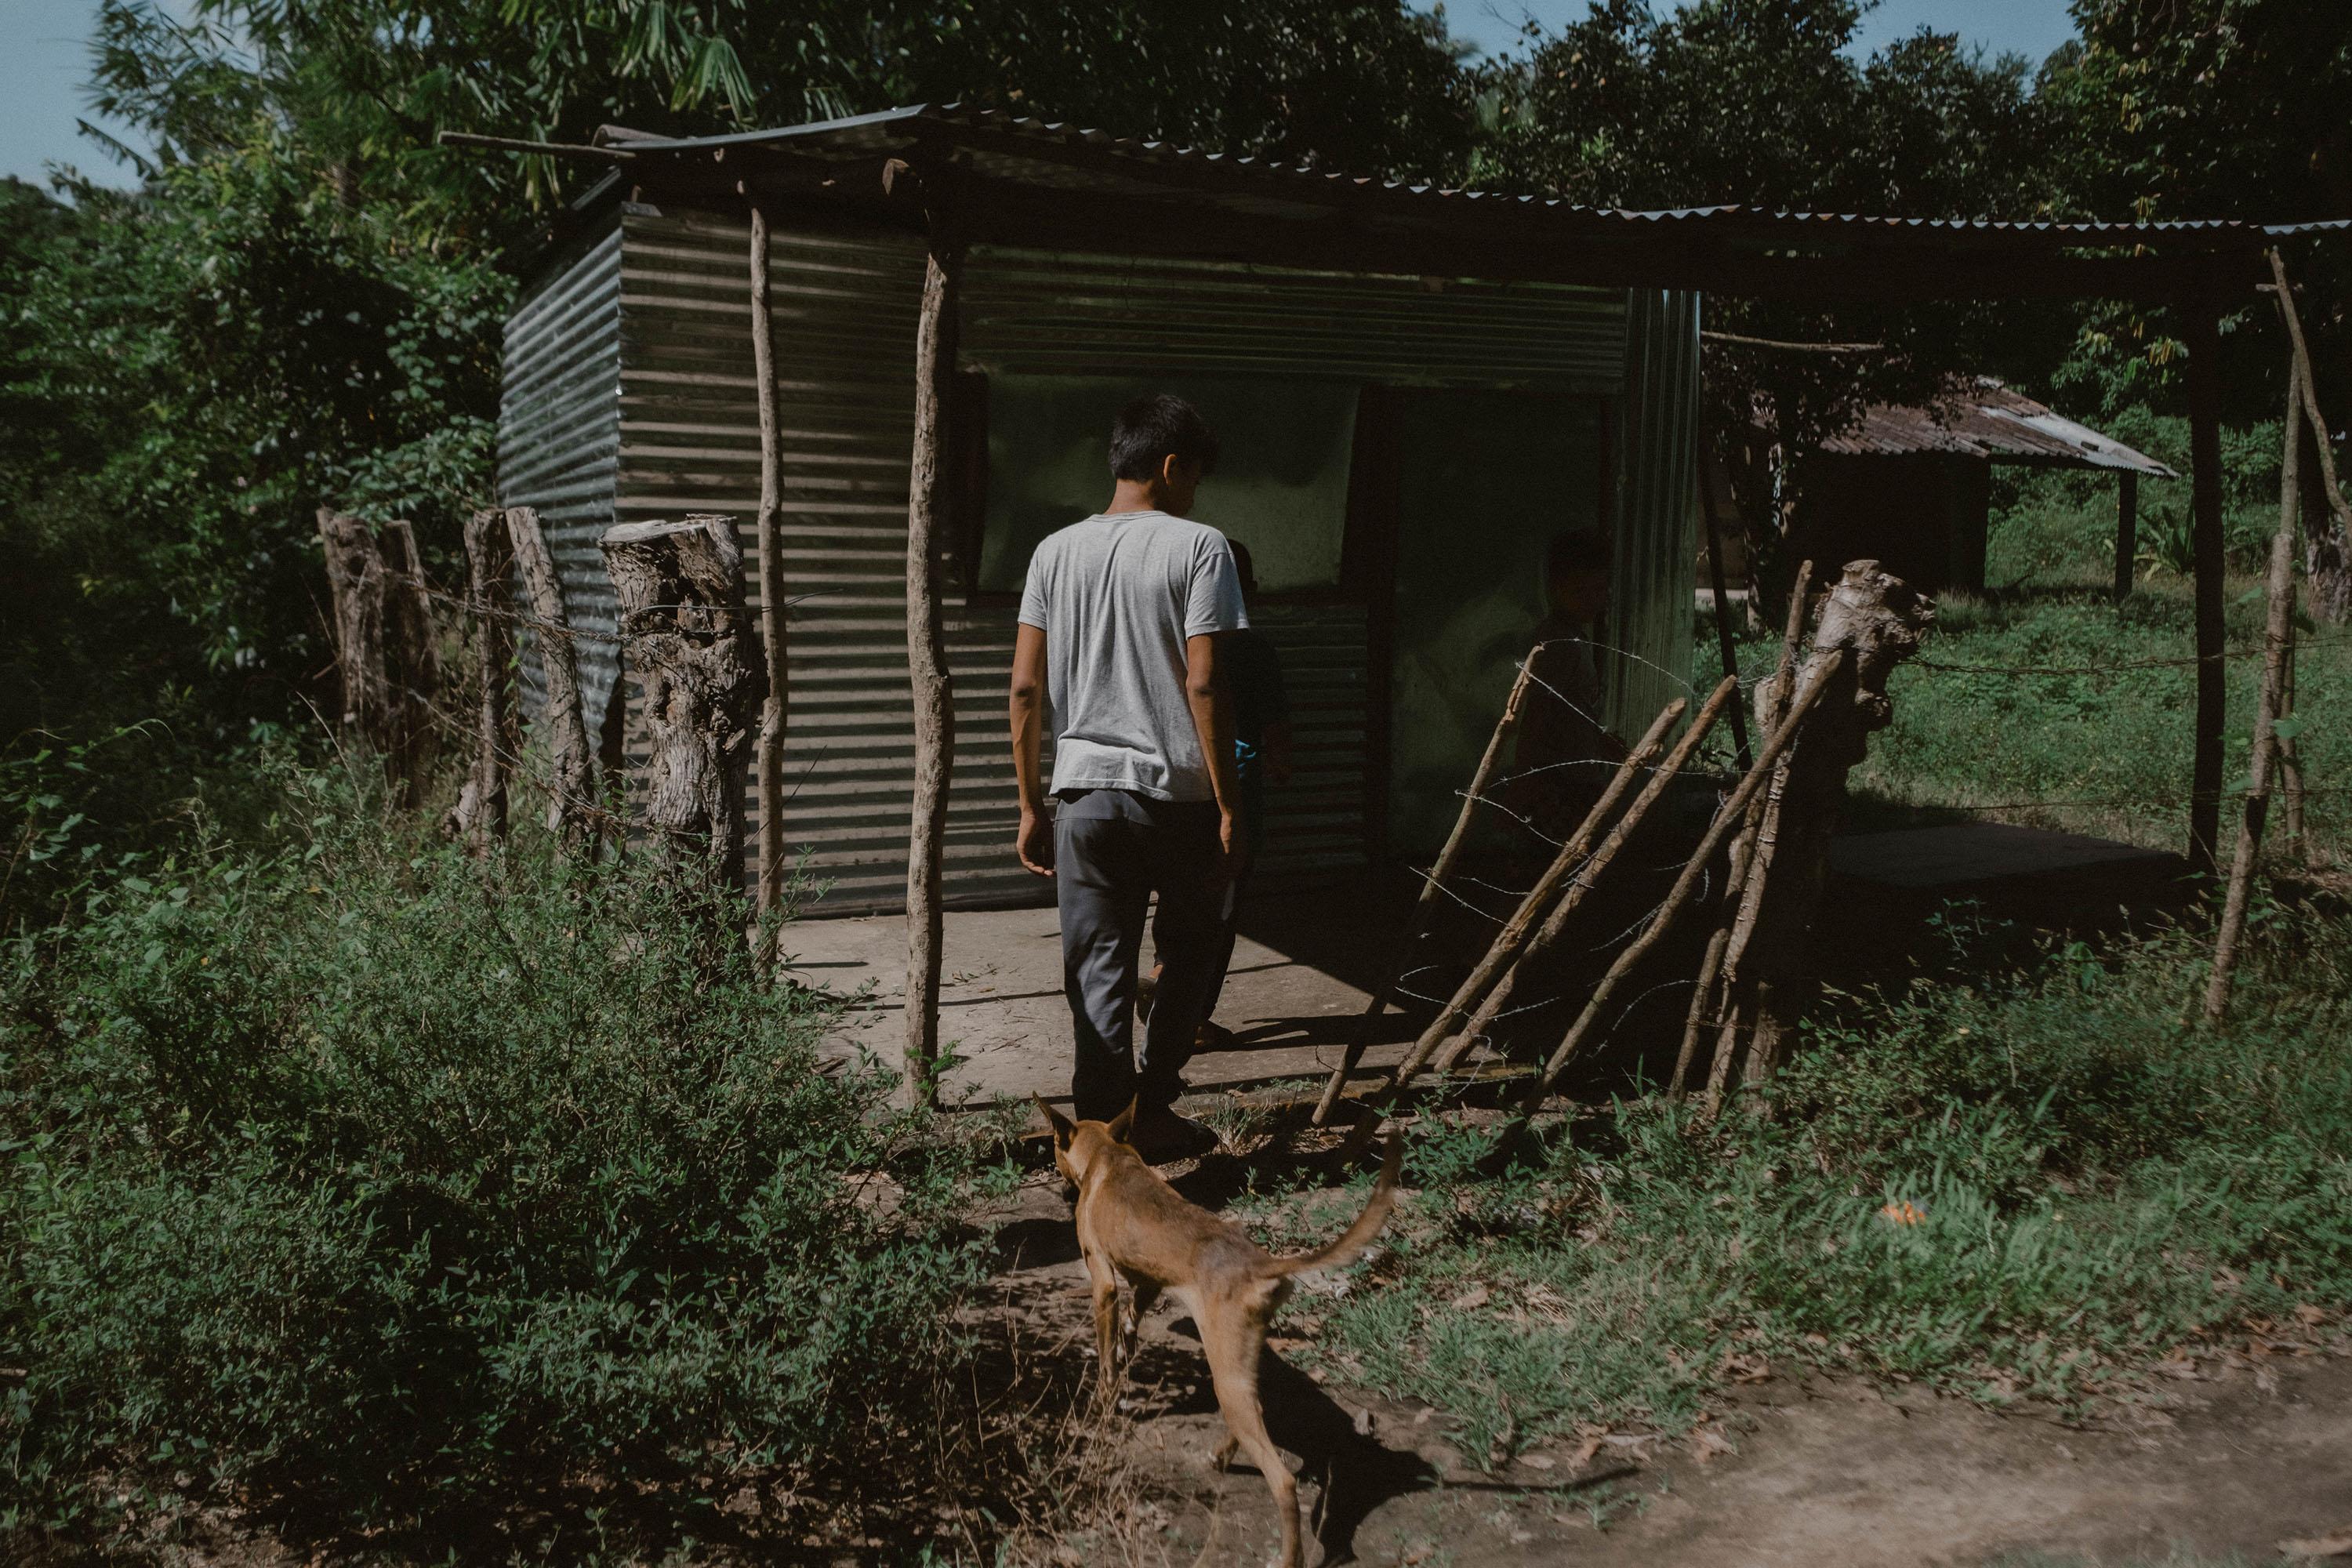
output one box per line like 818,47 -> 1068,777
1040,1098 -> 1403,1568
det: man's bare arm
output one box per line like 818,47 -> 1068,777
1009,622 -> 1053,877
1183,632 -> 1243,873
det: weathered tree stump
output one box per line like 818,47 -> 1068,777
316,507 -> 439,807
600,514 -> 762,884
1727,560 -> 1933,1087
446,507 -> 514,849
507,506 -> 596,846
317,507 -> 392,750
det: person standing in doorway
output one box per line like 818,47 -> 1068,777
1007,394 -> 1245,1160
1508,528 -> 1628,842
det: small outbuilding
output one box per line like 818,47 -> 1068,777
1777,379 -> 2175,596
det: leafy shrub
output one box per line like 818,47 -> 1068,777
0,765 -> 1003,1538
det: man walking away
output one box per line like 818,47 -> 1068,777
1007,394 -> 1244,1160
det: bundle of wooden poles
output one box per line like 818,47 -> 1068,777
1313,558 -> 1932,1151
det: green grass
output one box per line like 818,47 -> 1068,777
1256,900 -> 2352,1461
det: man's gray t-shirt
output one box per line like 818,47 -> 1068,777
1017,510 -> 1248,802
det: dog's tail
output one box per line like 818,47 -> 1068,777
1265,1134 -> 1404,1278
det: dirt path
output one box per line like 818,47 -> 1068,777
990,1201 -> 2352,1567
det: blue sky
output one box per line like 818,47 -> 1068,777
2,0 -> 2081,190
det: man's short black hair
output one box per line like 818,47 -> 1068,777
1547,528 -> 1613,578
1109,394 -> 1221,482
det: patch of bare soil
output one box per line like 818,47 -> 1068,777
988,1173 -> 2352,1568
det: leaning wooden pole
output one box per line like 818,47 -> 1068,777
2183,292 -> 2228,876
2270,248 -> 2352,624
1309,648 -> 1541,1125
748,201 -> 791,952
1380,700 -> 1686,1093
1517,654 -> 1846,1114
902,221 -> 963,1110
2205,358 -> 2305,1022
1436,674 -> 1742,1076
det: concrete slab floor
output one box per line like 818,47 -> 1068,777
779,877 -> 1425,1111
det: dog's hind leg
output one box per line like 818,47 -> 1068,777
1120,1278 -> 1160,1370
1200,1296 -> 1301,1568
1086,1253 -> 1123,1406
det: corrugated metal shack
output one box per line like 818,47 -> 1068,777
1794,379 -> 2176,593
492,104 -> 2326,912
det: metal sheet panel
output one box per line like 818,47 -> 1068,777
964,248 -> 1624,390
1611,289 -> 1701,733
497,221 -> 625,731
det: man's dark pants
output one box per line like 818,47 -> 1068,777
1054,789 -> 1225,1122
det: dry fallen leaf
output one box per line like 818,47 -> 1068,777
2280,1528 -> 2352,1559
2296,1304 -> 2328,1326
1451,1283 -> 1491,1311
1690,1425 -> 1736,1464
1572,1436 -> 1605,1468
1519,1454 -> 1556,1471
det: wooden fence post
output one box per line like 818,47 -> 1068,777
2205,356 -> 2305,1022
379,518 -> 441,807
446,506 -> 514,849
2114,471 -> 2138,606
1726,561 -> 1933,1086
2184,293 -> 2228,875
506,505 -> 596,846
748,201 -> 791,951
902,221 -> 964,1109
317,507 -> 393,753
599,514 -> 760,881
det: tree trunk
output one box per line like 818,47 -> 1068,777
447,507 -> 514,849
2114,471 -> 2138,606
1728,561 -> 1934,1086
902,234 -> 963,1109
316,508 -> 393,753
749,201 -> 791,946
506,505 -> 596,846
378,518 -> 441,808
599,514 -> 761,884
2270,250 -> 2352,624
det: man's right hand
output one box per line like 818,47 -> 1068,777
1016,807 -> 1054,877
1213,808 -> 1245,887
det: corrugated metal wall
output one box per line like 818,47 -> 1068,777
496,224 -> 625,728
962,249 -> 1625,388
1609,289 -> 1702,732
498,207 -> 1682,913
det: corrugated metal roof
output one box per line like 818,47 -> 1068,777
597,103 -> 2352,250
1812,379 -> 2178,476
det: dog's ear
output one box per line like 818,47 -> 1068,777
1105,1096 -> 1139,1145
1036,1096 -> 1076,1145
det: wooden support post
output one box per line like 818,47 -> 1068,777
507,505 -> 597,846
2184,296 -> 2227,876
2114,471 -> 2139,605
2205,358 -> 2304,1022
1698,450 -> 1755,774
599,515 -> 760,880
2281,632 -> 2306,852
2270,249 -> 2352,624
1436,674 -> 1741,1076
316,506 -> 391,750
1728,562 -> 1933,1086
1309,648 -> 1541,1125
749,201 -> 790,950
1518,652 -> 1847,1114
447,506 -> 514,849
902,223 -> 964,1110
379,519 -> 441,808
1668,785 -> 1766,1101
